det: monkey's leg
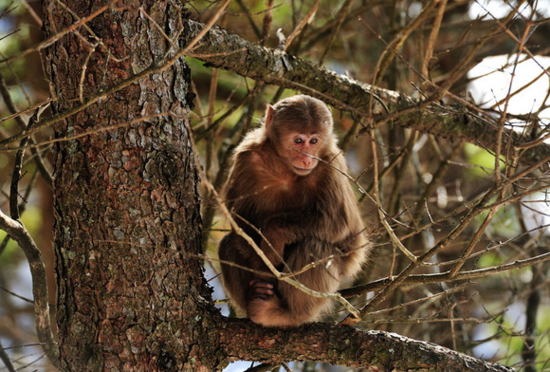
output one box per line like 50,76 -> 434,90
218,232 -> 256,316
338,233 -> 369,278
247,240 -> 342,327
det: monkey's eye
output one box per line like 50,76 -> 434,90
310,138 -> 318,145
294,138 -> 304,144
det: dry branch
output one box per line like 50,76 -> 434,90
220,319 -> 514,372
0,210 -> 59,368
3,18 -> 549,172
340,250 -> 550,297
183,19 -> 550,169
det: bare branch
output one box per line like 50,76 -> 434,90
340,250 -> 550,297
0,210 -> 59,368
181,19 -> 550,169
220,319 -> 515,372
0,338 -> 16,372
0,1 -> 120,65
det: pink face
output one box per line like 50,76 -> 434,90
281,132 -> 323,176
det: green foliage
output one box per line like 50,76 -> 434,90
463,143 -> 506,178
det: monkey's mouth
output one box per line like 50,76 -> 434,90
292,166 -> 313,176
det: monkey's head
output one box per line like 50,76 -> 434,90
265,95 -> 334,176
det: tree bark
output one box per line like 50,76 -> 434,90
43,1 -> 218,370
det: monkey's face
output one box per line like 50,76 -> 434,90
279,131 -> 323,176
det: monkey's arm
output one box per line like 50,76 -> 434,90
224,150 -> 290,266
262,183 -> 362,245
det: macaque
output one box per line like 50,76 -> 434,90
218,94 -> 368,327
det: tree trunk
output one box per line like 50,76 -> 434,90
42,1 -> 218,370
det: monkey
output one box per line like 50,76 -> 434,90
218,94 -> 368,327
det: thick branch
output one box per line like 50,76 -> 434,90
0,210 -> 59,368
3,18 -> 548,169
184,19 -> 550,168
219,318 -> 513,372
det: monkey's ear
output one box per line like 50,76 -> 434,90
265,105 -> 275,130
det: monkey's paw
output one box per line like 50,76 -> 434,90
248,279 -> 275,300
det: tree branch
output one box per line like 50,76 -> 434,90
183,19 -> 550,168
3,18 -> 548,172
340,250 -> 550,297
0,210 -> 59,368
219,318 -> 514,372
0,73 -> 53,188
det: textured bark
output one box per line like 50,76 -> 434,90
43,1 -> 219,371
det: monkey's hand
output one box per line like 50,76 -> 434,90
260,228 -> 286,266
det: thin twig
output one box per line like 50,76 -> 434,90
0,0 -> 230,150
0,337 -> 16,372
284,0 -> 321,52
0,1 -> 120,65
340,250 -> 550,297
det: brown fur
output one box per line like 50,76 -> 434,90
218,95 -> 369,327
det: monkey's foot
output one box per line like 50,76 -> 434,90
248,279 -> 274,300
